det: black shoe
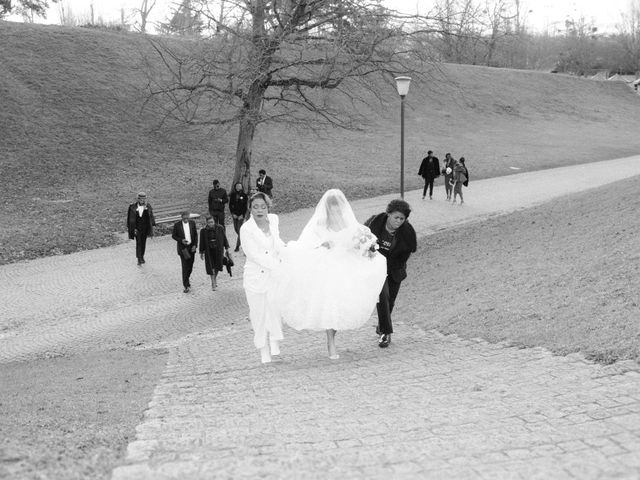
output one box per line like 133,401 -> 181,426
141,257 -> 146,264
378,334 -> 391,348
234,247 -> 240,252
183,286 -> 190,293
137,258 -> 142,265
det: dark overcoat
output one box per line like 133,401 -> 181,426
365,213 -> 417,283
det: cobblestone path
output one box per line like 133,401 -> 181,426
111,326 -> 640,479
2,157 -> 640,479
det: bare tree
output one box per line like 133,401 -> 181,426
617,0 -> 640,73
0,0 -> 58,19
136,0 -> 156,33
145,0 -> 437,189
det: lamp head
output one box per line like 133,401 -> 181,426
395,76 -> 412,97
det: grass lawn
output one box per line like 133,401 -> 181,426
400,175 -> 640,364
0,349 -> 168,480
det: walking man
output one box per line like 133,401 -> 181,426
127,192 -> 155,265
256,169 -> 273,197
172,211 -> 198,293
418,150 -> 440,200
208,179 -> 228,226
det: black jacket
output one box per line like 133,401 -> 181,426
229,190 -> 249,217
418,156 -> 441,179
127,203 -> 155,239
172,220 -> 198,256
208,187 -> 228,213
365,213 -> 417,282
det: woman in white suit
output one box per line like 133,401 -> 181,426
240,192 -> 285,364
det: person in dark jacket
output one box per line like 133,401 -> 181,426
172,211 -> 198,293
256,169 -> 273,197
199,216 -> 230,290
127,192 -> 155,265
229,182 -> 249,252
365,199 -> 417,348
418,150 -> 440,200
208,179 -> 228,226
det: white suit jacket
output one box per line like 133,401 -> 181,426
241,214 -> 285,293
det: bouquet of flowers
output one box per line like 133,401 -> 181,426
352,226 -> 379,259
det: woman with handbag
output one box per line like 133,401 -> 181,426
240,192 -> 285,364
199,216 -> 230,290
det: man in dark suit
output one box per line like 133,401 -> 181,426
418,150 -> 440,200
365,199 -> 417,348
256,169 -> 273,197
172,211 -> 198,293
127,192 -> 155,265
208,179 -> 228,227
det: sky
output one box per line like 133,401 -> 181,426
11,0 -> 633,34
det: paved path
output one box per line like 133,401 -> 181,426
2,156 -> 640,479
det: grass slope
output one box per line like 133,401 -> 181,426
2,21 -> 640,264
400,176 -> 640,364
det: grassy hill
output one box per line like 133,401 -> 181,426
2,20 -> 640,264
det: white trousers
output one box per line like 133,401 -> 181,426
245,290 -> 283,349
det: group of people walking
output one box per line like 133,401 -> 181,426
127,171 -> 419,364
418,151 -> 469,204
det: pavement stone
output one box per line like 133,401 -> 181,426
2,156 -> 640,478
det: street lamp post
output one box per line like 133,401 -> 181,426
395,76 -> 411,199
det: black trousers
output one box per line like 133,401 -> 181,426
422,177 -> 435,198
180,256 -> 195,288
376,275 -> 402,335
135,232 -> 148,260
232,216 -> 244,249
211,210 -> 225,227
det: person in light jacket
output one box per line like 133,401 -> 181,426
240,192 -> 285,364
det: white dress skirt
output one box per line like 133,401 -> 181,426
270,228 -> 387,331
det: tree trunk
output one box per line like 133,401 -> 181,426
233,115 -> 256,194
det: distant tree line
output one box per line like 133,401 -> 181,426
422,0 -> 640,76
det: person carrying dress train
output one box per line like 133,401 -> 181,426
271,189 -> 387,359
240,192 -> 285,364
365,199 -> 417,348
199,216 -> 230,291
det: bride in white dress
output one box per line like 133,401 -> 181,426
270,189 -> 387,359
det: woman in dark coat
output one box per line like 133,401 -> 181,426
365,199 -> 417,348
199,216 -> 230,290
229,182 -> 249,252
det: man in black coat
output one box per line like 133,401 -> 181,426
418,150 -> 440,200
256,169 -> 273,197
208,179 -> 228,227
127,192 -> 155,265
365,199 -> 417,348
172,211 -> 199,293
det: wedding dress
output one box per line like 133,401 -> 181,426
271,189 -> 387,331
